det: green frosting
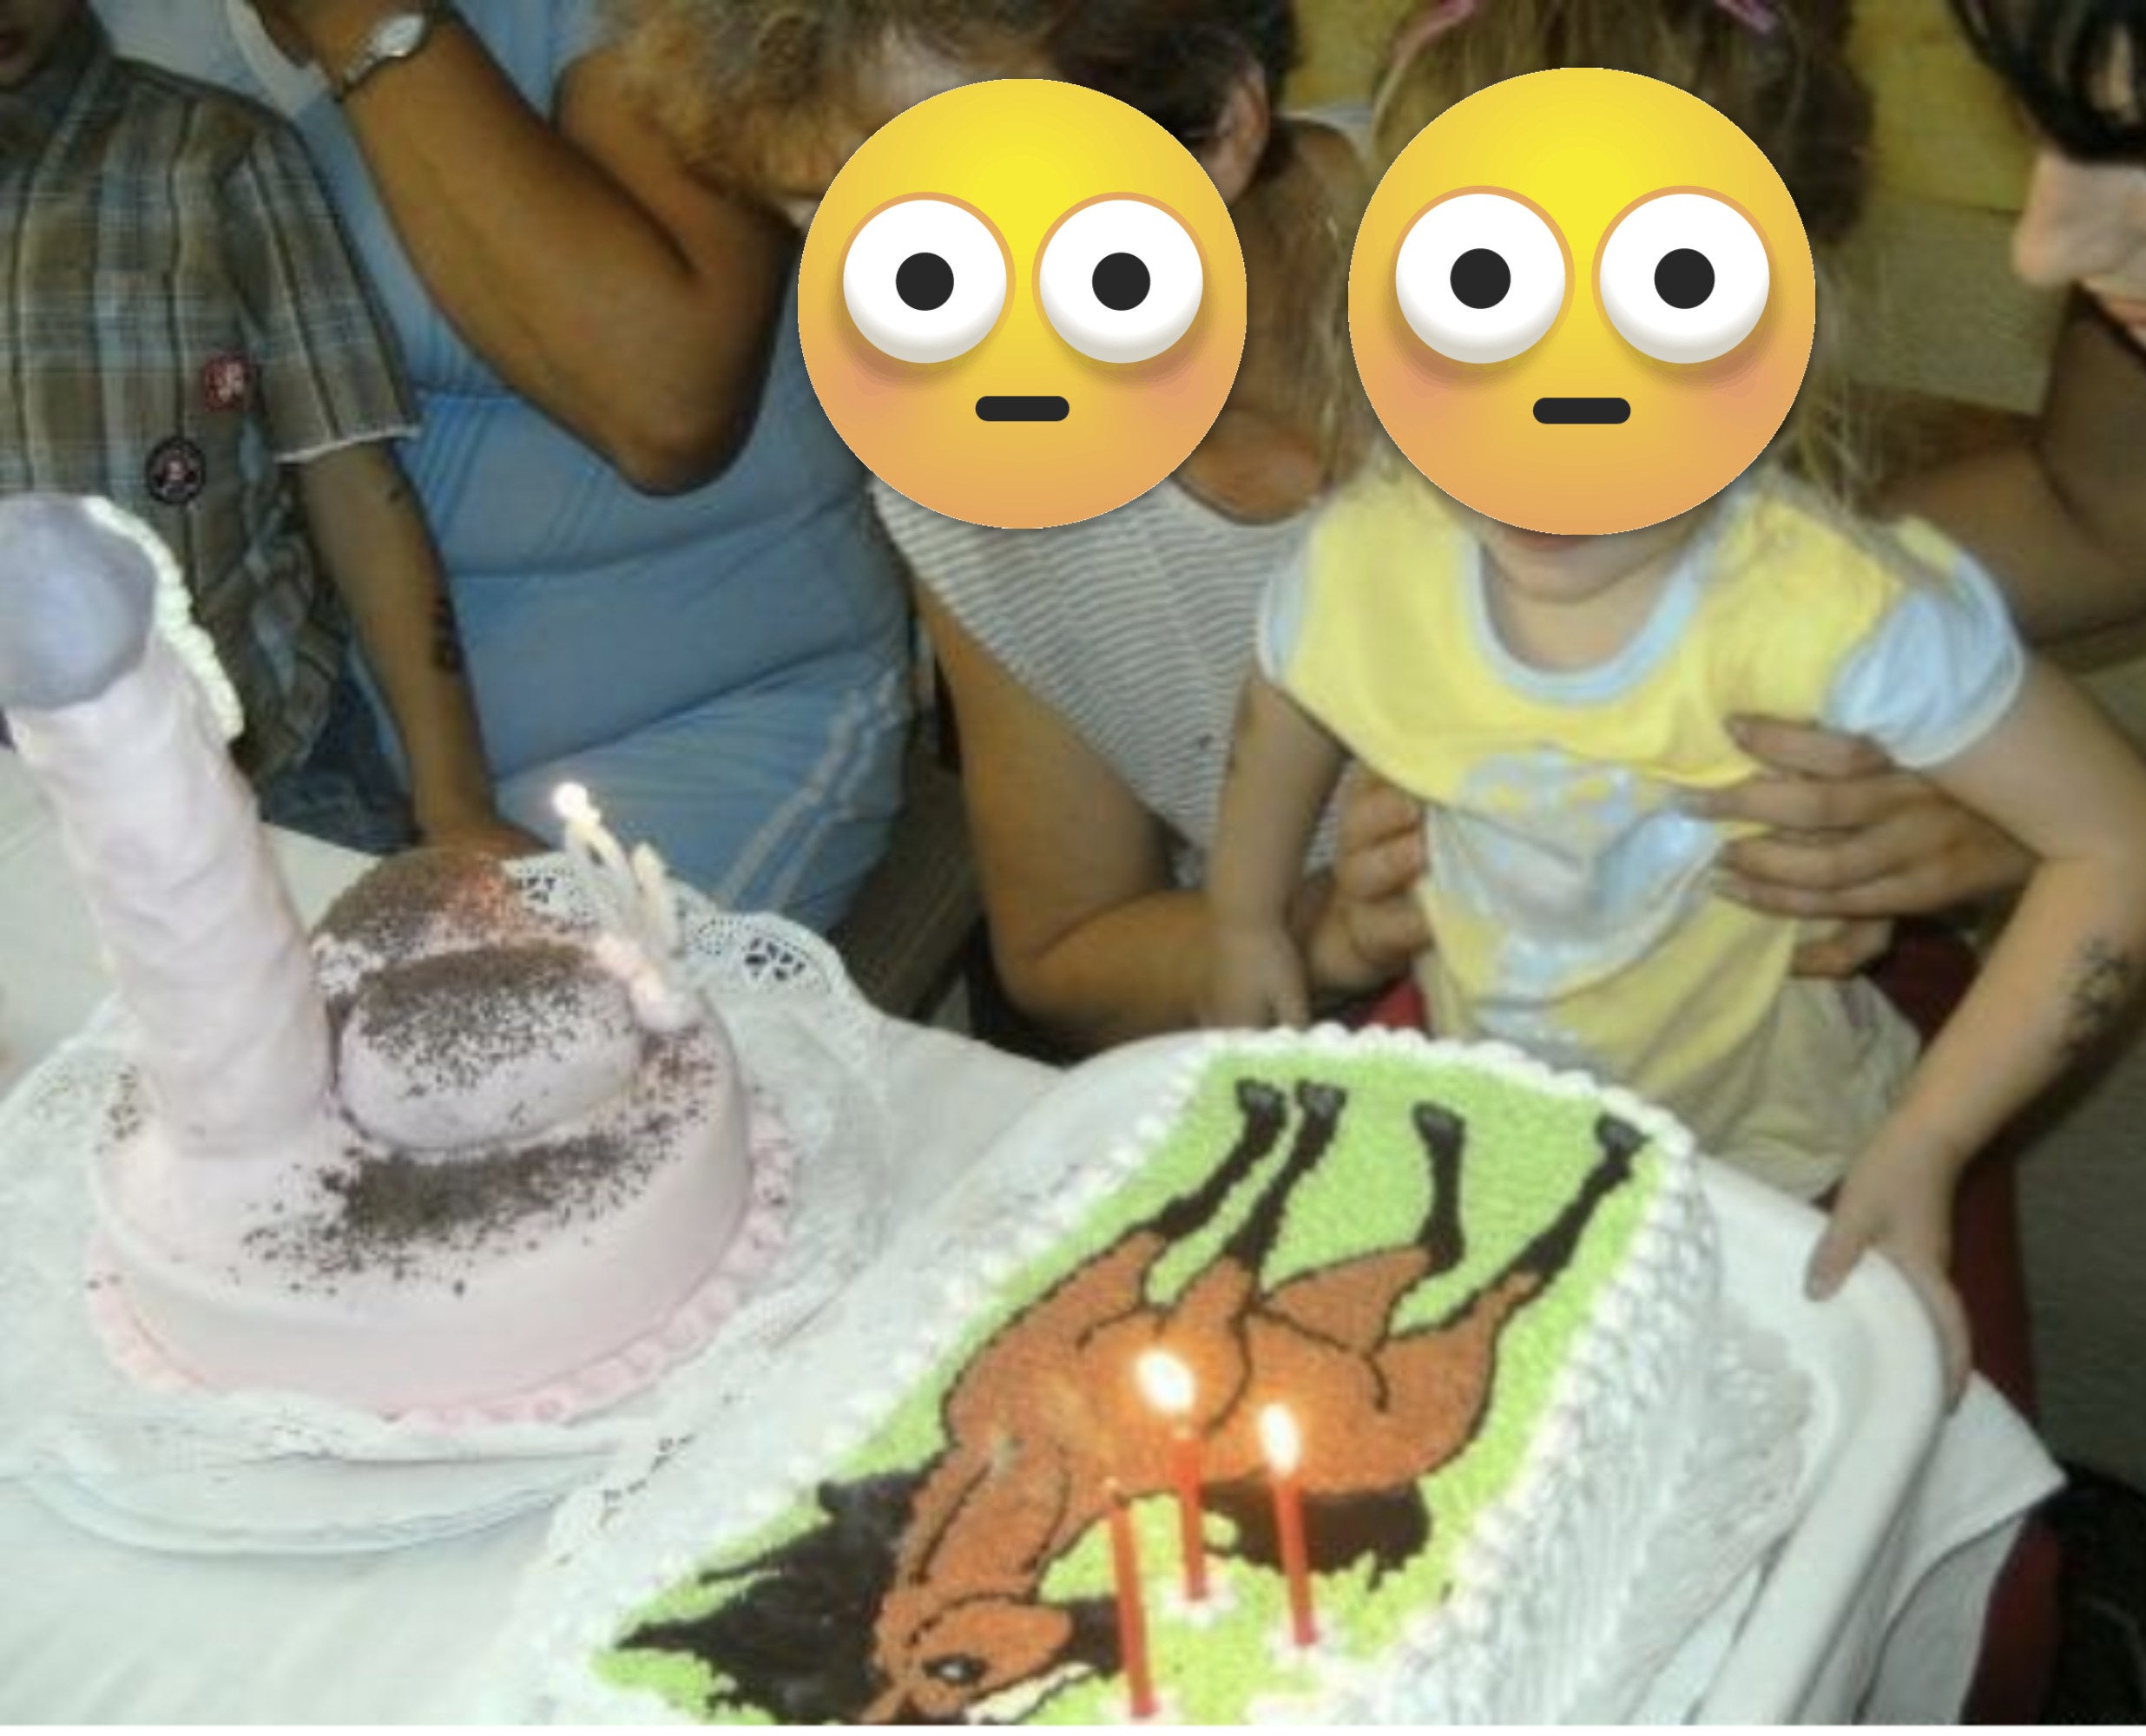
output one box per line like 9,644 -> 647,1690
596,1039 -> 1662,1723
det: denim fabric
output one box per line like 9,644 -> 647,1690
257,667 -> 414,856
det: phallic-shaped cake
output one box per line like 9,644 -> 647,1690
587,1027 -> 1719,1724
0,495 -> 787,1422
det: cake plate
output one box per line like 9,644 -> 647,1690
0,867 -> 895,1554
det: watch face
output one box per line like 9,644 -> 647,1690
377,13 -> 427,56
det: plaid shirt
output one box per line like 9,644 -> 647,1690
0,18 -> 416,778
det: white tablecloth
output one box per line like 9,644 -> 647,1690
0,752 -> 2060,1722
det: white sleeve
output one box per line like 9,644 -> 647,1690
1255,545 -> 1313,687
1819,543 -> 2026,768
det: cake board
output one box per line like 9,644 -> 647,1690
0,870 -> 898,1553
490,1030 -> 1951,1726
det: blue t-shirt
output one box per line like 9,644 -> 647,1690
104,0 -> 908,919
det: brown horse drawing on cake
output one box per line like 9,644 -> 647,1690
861,1075 -> 1642,1722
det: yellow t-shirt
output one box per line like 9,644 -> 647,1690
1261,466 -> 2022,1194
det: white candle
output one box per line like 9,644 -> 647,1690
631,841 -> 683,957
553,785 -> 701,1029
552,782 -> 639,937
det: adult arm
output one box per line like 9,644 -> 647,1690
1202,674 -> 1347,1029
921,590 -> 1419,1055
1886,301 -> 2146,645
296,442 -> 536,855
1703,300 -> 2146,918
260,0 -> 791,491
1808,659 -> 2146,1397
1700,714 -> 2034,918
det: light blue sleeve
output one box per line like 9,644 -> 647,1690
1819,541 -> 2026,768
1255,544 -> 1313,687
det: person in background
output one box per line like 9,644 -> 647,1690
100,0 -> 911,930
616,0 -> 1433,1052
1642,0 -> 2146,930
3,0 -> 519,856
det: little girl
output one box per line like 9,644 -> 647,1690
1203,0 -> 2146,1393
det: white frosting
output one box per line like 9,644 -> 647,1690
548,1027 -> 1719,1723
86,868 -> 761,1417
9,495 -> 773,1420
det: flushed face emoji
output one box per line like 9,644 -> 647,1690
1353,68 -> 1815,534
799,79 -> 1247,529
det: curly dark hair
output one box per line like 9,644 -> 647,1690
607,0 -> 1367,478
609,0 -> 1297,190
1951,0 -> 2146,160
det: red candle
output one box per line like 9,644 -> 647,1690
1259,1404 -> 1318,1647
1135,1349 -> 1208,1601
1104,1479 -> 1159,1720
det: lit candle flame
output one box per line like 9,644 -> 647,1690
1135,1348 -> 1195,1418
1258,1403 -> 1301,1476
552,781 -> 596,825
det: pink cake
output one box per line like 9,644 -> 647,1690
0,494 -> 785,1421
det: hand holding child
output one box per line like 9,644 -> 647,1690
1702,716 -> 2034,920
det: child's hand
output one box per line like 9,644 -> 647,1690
1201,925 -> 1312,1030
1806,1142 -> 1971,1404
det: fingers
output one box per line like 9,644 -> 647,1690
1789,918 -> 1894,979
1807,1197 -> 1972,1405
1805,1209 -> 1868,1301
1716,816 -> 2034,917
1726,714 -> 1892,779
1331,826 -> 1426,903
1694,767 -> 1925,834
1335,769 -> 1425,861
1716,858 -> 1942,921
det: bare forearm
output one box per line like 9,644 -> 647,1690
999,887 -> 1215,1054
282,2 -> 787,486
1208,677 -> 1346,929
1878,859 -> 2145,1172
295,444 -> 496,833
1884,305 -> 2146,646
1003,876 -> 1374,1055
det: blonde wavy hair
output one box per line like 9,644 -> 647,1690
607,0 -> 1370,482
1372,0 -> 1875,500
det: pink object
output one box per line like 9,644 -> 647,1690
3,498 -> 786,1424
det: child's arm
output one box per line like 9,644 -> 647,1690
1809,658 -> 2146,1396
294,443 -> 536,856
1202,674 -> 1350,1029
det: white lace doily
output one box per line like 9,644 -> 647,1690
488,1035 -> 1813,1725
0,861 -> 898,1549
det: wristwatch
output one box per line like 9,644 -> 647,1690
330,4 -> 450,102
